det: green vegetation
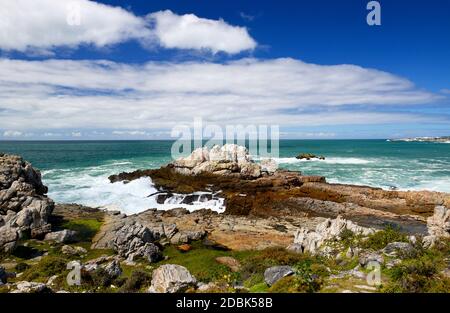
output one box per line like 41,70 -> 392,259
61,218 -> 102,242
381,239 -> 450,293
21,256 -> 68,282
118,270 -> 152,293
360,225 -> 408,250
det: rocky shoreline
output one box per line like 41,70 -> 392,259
1,146 -> 449,293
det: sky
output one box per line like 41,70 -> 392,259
0,0 -> 449,140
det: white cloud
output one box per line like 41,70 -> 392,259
148,10 -> 256,54
0,2 -> 256,55
0,0 -> 150,53
71,131 -> 82,137
3,130 -> 23,137
0,57 -> 443,133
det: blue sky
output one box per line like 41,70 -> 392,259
0,0 -> 449,139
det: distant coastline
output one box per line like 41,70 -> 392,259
387,136 -> 450,143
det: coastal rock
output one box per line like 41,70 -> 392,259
264,266 -> 294,286
382,242 -> 414,258
44,229 -> 78,243
296,153 -> 325,160
0,154 -> 54,252
289,215 -> 375,255
11,281 -> 51,293
423,206 -> 450,247
103,260 -> 122,279
358,252 -> 384,267
112,222 -> 161,262
61,245 -> 87,256
148,264 -> 197,293
171,144 -> 263,178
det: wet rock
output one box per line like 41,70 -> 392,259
148,264 -> 197,293
264,266 -> 294,286
215,256 -> 241,272
44,229 -> 78,243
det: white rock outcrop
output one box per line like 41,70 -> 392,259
423,206 -> 450,247
288,215 -> 375,255
171,144 -> 269,178
148,264 -> 197,293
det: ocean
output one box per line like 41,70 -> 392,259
1,140 -> 449,214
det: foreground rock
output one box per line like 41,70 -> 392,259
148,264 -> 197,293
264,266 -> 294,286
423,206 -> 450,247
288,215 -> 375,255
0,153 -> 54,253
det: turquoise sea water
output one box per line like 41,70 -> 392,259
1,140 -> 449,213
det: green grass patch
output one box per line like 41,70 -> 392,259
20,256 -> 69,282
61,219 -> 102,242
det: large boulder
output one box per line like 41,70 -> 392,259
109,221 -> 162,262
288,215 -> 375,255
171,144 -> 263,179
44,229 -> 78,243
148,264 -> 197,293
0,154 -> 54,253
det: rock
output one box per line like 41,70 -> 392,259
382,242 -> 414,257
0,154 -> 54,252
290,215 -> 375,255
177,244 -> 192,252
264,266 -> 294,286
423,206 -> 450,247
171,144 -> 263,178
112,222 -> 160,262
148,264 -> 197,293
296,153 -> 325,160
0,266 -> 7,284
129,242 -> 162,263
44,229 -> 78,243
0,225 -> 20,253
103,260 -> 122,279
259,159 -> 278,174
215,256 -> 241,272
46,275 -> 59,287
359,252 -> 384,267
61,245 -> 87,256
11,281 -> 51,293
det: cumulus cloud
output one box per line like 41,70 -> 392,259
0,1 -> 256,54
0,57 -> 444,134
148,10 -> 256,54
0,0 -> 150,53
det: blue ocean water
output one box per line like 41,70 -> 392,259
1,140 -> 449,213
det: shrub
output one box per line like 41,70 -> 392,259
119,270 -> 152,293
21,256 -> 68,281
360,225 -> 407,250
15,262 -> 30,272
